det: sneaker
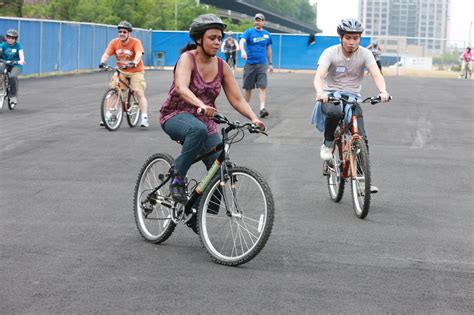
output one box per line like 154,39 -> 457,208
320,144 -> 333,161
259,108 -> 269,118
370,185 -> 378,194
10,96 -> 17,105
170,176 -> 187,203
140,116 -> 149,128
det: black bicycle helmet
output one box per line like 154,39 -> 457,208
337,18 -> 364,35
117,21 -> 133,32
189,14 -> 227,40
6,29 -> 19,38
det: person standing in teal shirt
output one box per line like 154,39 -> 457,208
0,29 -> 25,106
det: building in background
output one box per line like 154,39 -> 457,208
359,0 -> 450,56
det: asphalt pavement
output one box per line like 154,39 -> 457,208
0,69 -> 472,313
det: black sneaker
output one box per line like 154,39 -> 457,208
170,182 -> 187,203
259,108 -> 269,118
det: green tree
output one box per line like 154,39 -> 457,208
0,0 -> 24,17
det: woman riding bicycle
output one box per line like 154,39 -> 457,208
159,14 -> 265,202
220,31 -> 239,70
0,29 -> 25,106
313,18 -> 390,193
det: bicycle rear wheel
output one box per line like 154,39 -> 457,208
327,140 -> 345,202
350,139 -> 371,218
126,92 -> 141,127
134,153 -> 177,243
198,166 -> 274,266
101,89 -> 123,131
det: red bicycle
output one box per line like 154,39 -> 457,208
100,65 -> 141,131
324,93 -> 391,219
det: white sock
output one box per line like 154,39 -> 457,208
260,103 -> 265,110
141,113 -> 148,119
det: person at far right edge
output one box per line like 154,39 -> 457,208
313,18 -> 391,193
239,13 -> 273,118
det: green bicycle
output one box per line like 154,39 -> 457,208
133,112 -> 274,266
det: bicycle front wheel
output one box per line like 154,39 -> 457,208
0,76 -> 6,111
8,96 -> 16,110
350,139 -> 371,218
126,92 -> 141,127
101,89 -> 123,131
198,166 -> 274,266
327,140 -> 345,202
134,153 -> 177,243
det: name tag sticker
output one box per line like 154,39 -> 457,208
336,66 -> 346,73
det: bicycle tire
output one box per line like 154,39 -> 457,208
327,140 -> 345,202
100,89 -> 123,131
0,76 -> 6,111
198,166 -> 274,266
134,153 -> 177,243
126,92 -> 141,127
350,139 -> 371,218
8,96 -> 16,110
228,55 -> 235,69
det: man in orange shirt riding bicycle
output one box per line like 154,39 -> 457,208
99,21 -> 150,128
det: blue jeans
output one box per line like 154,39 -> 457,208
162,113 -> 221,177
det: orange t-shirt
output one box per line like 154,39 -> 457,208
105,37 -> 145,72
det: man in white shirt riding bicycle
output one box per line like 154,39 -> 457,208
313,18 -> 390,193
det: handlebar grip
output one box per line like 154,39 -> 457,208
197,108 -> 205,115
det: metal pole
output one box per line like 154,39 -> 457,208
58,22 -> 62,73
92,25 -> 95,70
77,24 -> 80,73
39,20 -> 43,77
396,37 -> 399,77
175,1 -> 178,30
278,34 -> 282,70
469,21 -> 473,46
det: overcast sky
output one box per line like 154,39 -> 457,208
312,0 -> 473,43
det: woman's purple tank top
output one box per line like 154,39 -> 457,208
160,51 -> 224,135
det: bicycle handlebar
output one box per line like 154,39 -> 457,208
327,93 -> 392,106
99,64 -> 132,71
196,108 -> 267,136
0,60 -> 19,66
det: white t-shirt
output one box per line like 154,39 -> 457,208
317,45 -> 376,95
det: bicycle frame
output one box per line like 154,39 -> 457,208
333,104 -> 363,180
112,69 -> 133,112
143,122 -> 236,215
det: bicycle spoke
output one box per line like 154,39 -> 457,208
134,153 -> 176,243
199,167 -> 274,265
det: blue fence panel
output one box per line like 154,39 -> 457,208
79,24 -> 93,70
60,23 -> 79,72
2,17 -> 375,76
41,21 -> 60,73
0,18 -> 19,36
152,31 -> 190,67
19,20 -> 41,75
94,25 -> 108,67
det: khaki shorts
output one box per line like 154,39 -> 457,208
109,71 -> 146,92
461,60 -> 472,71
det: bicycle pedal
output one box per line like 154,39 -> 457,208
183,208 -> 197,224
